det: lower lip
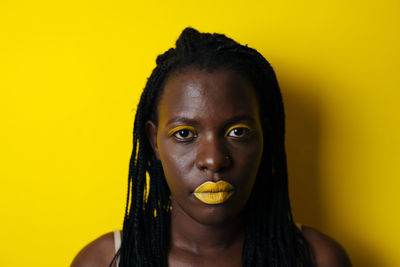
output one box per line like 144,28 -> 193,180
193,191 -> 234,204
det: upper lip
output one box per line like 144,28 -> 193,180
193,180 -> 235,193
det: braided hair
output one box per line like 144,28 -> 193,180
111,27 -> 314,267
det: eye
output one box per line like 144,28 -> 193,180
173,129 -> 195,140
168,126 -> 197,141
226,125 -> 251,138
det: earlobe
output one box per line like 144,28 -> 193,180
145,120 -> 160,160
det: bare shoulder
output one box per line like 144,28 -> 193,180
301,225 -> 352,267
71,232 -> 118,267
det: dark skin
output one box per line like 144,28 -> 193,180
71,67 -> 352,267
147,66 -> 264,267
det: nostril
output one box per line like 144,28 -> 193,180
196,152 -> 232,172
199,166 -> 207,171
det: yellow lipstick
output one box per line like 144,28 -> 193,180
193,180 -> 235,204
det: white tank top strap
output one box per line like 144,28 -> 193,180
113,230 -> 121,266
113,229 -> 121,253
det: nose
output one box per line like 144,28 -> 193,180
195,135 -> 232,173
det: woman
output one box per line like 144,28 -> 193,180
72,27 -> 351,267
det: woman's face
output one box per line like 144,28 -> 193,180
146,67 -> 264,225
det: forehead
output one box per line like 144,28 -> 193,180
157,67 -> 260,125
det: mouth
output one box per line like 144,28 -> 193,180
193,180 -> 235,205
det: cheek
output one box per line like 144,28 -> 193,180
157,138 -> 197,192
231,140 -> 263,189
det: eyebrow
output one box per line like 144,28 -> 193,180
166,115 -> 256,126
166,117 -> 198,126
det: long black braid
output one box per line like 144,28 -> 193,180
110,27 -> 315,267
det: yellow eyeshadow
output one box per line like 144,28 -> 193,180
225,124 -> 252,135
167,125 -> 196,136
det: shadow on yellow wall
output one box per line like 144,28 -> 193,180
283,72 -> 385,267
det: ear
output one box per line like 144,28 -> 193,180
145,120 -> 160,160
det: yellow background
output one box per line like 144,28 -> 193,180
1,0 -> 399,266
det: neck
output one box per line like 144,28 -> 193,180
169,198 -> 245,256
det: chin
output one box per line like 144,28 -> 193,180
190,203 -> 243,226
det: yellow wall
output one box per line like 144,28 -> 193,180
1,0 -> 399,266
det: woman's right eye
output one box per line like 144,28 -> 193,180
173,129 -> 195,140
168,126 -> 197,141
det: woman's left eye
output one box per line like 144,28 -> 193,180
227,127 -> 251,138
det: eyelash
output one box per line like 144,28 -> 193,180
225,124 -> 252,138
168,126 -> 197,141
168,124 -> 252,141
